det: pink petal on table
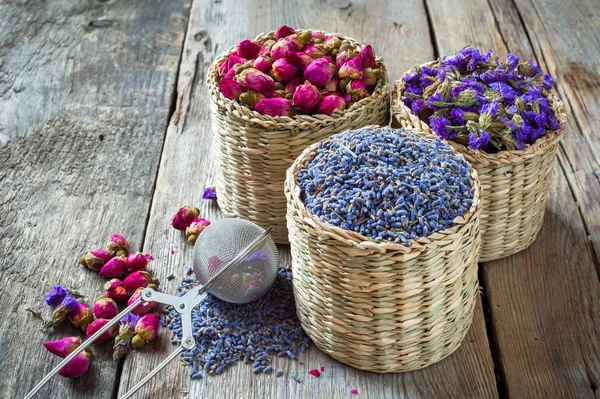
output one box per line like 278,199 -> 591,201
350,389 -> 359,395
308,369 -> 320,377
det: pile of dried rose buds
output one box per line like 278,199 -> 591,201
218,25 -> 382,116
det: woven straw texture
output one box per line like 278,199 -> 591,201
285,127 -> 482,372
207,31 -> 390,244
391,62 -> 567,262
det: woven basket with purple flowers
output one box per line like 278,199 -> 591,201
391,48 -> 567,262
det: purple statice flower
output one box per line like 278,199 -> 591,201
411,99 -> 426,114
402,70 -> 420,85
522,87 -> 543,105
451,78 -> 486,97
202,186 -> 217,200
489,81 -> 517,104
121,313 -> 140,329
426,92 -> 444,110
450,108 -> 465,124
45,285 -> 71,308
405,84 -> 423,96
429,115 -> 451,139
547,114 -> 563,131
468,130 -> 490,150
529,60 -> 543,75
506,53 -> 519,70
478,68 -> 509,84
421,66 -> 437,77
543,74 -> 554,90
402,97 -> 413,108
60,295 -> 80,313
481,101 -> 499,116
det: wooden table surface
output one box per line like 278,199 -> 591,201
1,0 -> 599,398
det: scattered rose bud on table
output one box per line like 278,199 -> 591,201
171,206 -> 200,231
104,279 -> 129,303
43,336 -> 81,358
106,234 -> 129,257
68,302 -> 94,332
93,296 -> 118,319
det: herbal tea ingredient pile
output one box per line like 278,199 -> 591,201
401,47 -> 562,152
297,127 -> 474,244
218,25 -> 382,116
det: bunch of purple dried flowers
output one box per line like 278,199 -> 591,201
401,47 -> 562,152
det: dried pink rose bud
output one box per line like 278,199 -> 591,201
336,50 -> 351,70
285,77 -> 304,94
311,31 -> 326,42
317,94 -> 347,115
239,91 -> 266,106
343,92 -> 352,104
293,82 -> 321,113
79,249 -> 114,272
236,39 -> 262,60
124,271 -> 160,293
270,40 -> 297,63
304,58 -> 334,87
68,302 -> 94,332
99,256 -> 127,278
218,54 -> 247,76
324,35 -> 341,52
284,35 -> 304,51
325,77 -> 339,92
293,51 -> 313,70
339,57 -> 364,80
171,206 -> 200,231
44,336 -> 81,358
107,234 -> 129,257
86,318 -> 118,344
321,55 -> 335,65
135,313 -> 159,343
125,252 -> 153,272
128,288 -> 157,316
303,43 -> 325,59
362,68 -> 378,88
357,44 -> 376,68
258,45 -> 270,56
346,79 -> 368,99
235,68 -> 275,96
104,279 -> 129,303
219,73 -> 244,100
254,98 -> 293,118
186,218 -> 211,245
271,59 -> 298,83
253,56 -> 273,73
276,25 -> 295,40
58,351 -> 91,378
93,295 -> 118,319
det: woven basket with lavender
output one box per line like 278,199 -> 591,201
391,47 -> 567,262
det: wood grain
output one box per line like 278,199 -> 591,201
117,0 -> 498,398
0,0 -> 189,397
426,0 -> 600,397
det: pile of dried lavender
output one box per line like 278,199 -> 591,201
298,127 -> 473,245
165,265 -> 309,379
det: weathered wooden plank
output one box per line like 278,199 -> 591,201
118,0 -> 498,398
426,0 -> 600,397
0,1 -> 189,398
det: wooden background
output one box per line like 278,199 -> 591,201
1,0 -> 598,398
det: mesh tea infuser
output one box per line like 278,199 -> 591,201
26,219 -> 279,399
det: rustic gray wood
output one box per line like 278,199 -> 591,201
427,0 -> 600,397
117,0 -> 498,398
0,0 -> 189,398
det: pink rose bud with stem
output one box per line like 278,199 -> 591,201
68,301 -> 94,332
293,51 -> 313,70
284,35 -> 304,51
235,68 -> 275,97
125,252 -> 153,272
258,45 -> 270,56
311,31 -> 326,42
254,98 -> 293,118
361,68 -> 378,88
99,256 -> 127,278
325,77 -> 339,92
131,313 -> 159,349
79,249 -> 114,272
218,54 -> 247,76
317,94 -> 347,115
128,288 -> 157,316
44,336 -> 81,358
171,205 -> 200,231
253,56 -> 272,73
346,79 -> 368,99
276,25 -> 295,40
236,39 -> 262,60
86,319 -> 118,344
285,77 -> 304,94
336,50 -> 351,70
58,351 -> 91,378
107,234 -> 129,257
324,35 -> 341,52
358,44 -> 376,68
293,82 -> 321,113
124,271 -> 160,293
339,57 -> 364,80
93,295 -> 118,319
270,40 -> 297,63
43,295 -> 80,331
219,74 -> 244,100
271,59 -> 298,83
304,58 -> 334,87
104,279 -> 129,303
186,218 -> 211,245
303,43 -> 325,59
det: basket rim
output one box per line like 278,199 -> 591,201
207,29 -> 389,126
285,125 -> 482,255
391,60 -> 567,163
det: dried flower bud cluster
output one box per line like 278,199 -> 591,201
171,205 -> 212,246
217,26 -> 382,116
401,47 -> 562,152
44,336 -> 91,378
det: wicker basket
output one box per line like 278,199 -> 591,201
207,31 -> 390,244
285,127 -> 482,372
391,62 -> 567,262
